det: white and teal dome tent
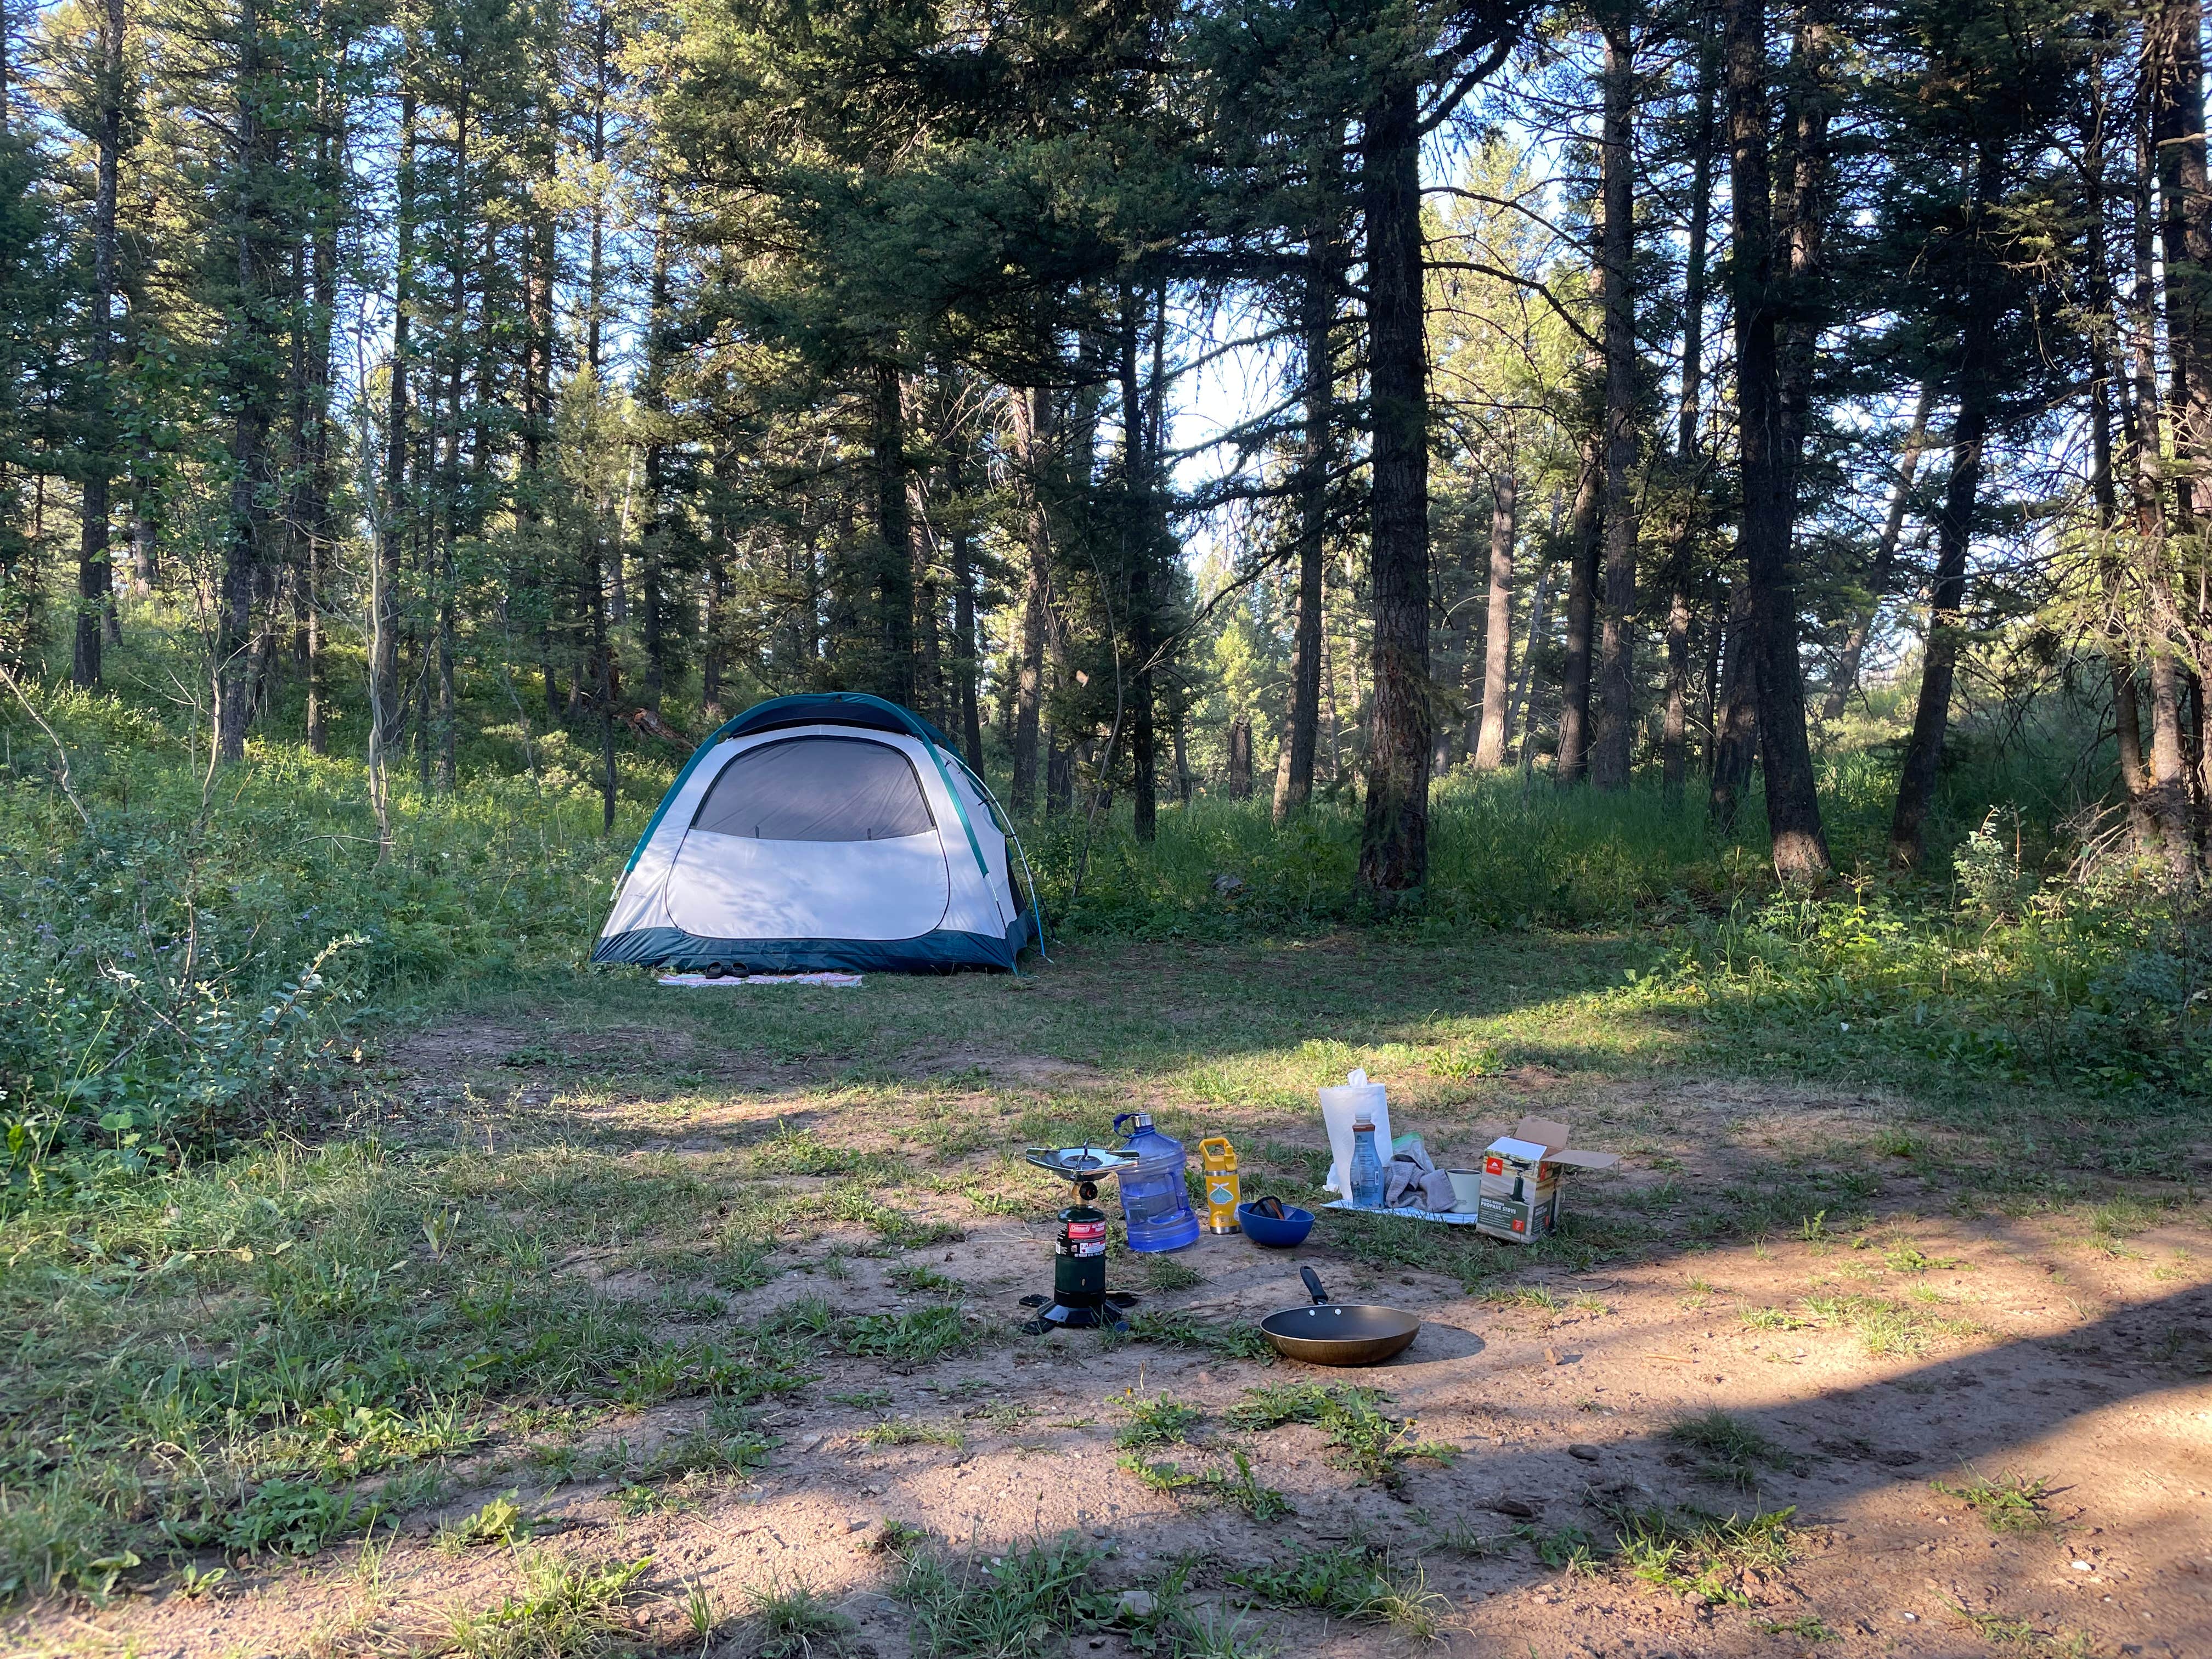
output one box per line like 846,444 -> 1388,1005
594,693 -> 1040,974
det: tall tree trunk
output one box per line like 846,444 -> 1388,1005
1888,135 -> 2003,871
1554,433 -> 1602,784
703,425 -> 736,722
1506,547 -> 1553,765
1660,28 -> 1715,806
2151,0 -> 2212,507
1660,582 -> 1692,802
375,93 -> 414,757
2097,358 -> 2151,845
1274,163 -> 1338,823
915,476 -> 942,725
1227,714 -> 1252,799
1724,0 -> 1830,878
949,436 -> 984,770
2149,0 -> 2212,864
641,189 -> 672,713
1120,292 -> 1157,842
1356,77 -> 1432,902
1707,579 -> 1757,826
1010,384 -> 1051,813
585,5 -> 611,375
1472,462 -> 1517,768
435,81 -> 469,793
523,137 -> 556,723
1591,13 -> 1640,791
1822,386 -> 1931,720
216,0 -> 281,762
303,91 -> 337,759
72,0 -> 123,689
1888,381 -> 1991,866
872,362 -> 915,706
2080,55 -> 2149,849
2134,44 -> 2204,877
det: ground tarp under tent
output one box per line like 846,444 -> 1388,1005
592,693 -> 1037,973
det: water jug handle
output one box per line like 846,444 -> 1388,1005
1113,1113 -> 1138,1136
1301,1266 -> 1330,1305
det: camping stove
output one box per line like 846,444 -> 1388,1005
1018,1146 -> 1143,1333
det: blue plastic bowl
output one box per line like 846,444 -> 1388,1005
1238,1203 -> 1315,1249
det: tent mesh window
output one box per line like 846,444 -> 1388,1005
691,736 -> 938,842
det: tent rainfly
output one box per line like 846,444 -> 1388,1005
592,693 -> 1039,974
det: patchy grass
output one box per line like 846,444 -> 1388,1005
447,1550 -> 655,1659
1518,1523 -> 1603,1576
1116,1453 -> 1200,1497
1945,1602 -> 2047,1648
1142,1255 -> 1205,1293
1114,1394 -> 1204,1450
1127,1311 -> 1277,1363
1754,1614 -> 1838,1640
1668,1410 -> 1801,1487
889,1263 -> 967,1296
1,755 -> 2201,1633
1118,1448 -> 1291,1521
1484,1285 -> 1564,1312
1740,1292 -> 1977,1356
440,1493 -> 533,1551
1604,1505 -> 1796,1607
1228,1544 -> 1450,1640
1932,1469 -> 2055,1533
1798,1292 -> 1979,1356
860,1419 -> 967,1451
896,1534 -> 1118,1659
1226,1382 -> 1453,1484
1203,1451 -> 1293,1520
738,1576 -> 859,1659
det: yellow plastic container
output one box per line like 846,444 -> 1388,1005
1198,1137 -> 1240,1234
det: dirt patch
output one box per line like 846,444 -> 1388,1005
905,1046 -> 1114,1088
18,988 -> 2210,1659
386,1017 -> 704,1076
42,1192 -> 2210,1659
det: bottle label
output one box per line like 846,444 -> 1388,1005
1063,1218 -> 1108,1259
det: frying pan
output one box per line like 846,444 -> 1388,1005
1257,1266 -> 1420,1366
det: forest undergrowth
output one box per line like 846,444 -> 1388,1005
2,644 -> 2205,1214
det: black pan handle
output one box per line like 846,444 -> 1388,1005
1301,1266 -> 1330,1305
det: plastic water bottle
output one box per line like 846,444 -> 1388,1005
1349,1118 -> 1387,1209
1114,1113 -> 1200,1251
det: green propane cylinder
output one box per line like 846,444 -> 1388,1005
1018,1145 -> 1142,1334
1054,1198 -> 1110,1308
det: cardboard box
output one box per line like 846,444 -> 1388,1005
1474,1116 -> 1618,1244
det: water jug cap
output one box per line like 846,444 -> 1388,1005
1115,1112 -> 1154,1133
1353,1118 -> 1375,1131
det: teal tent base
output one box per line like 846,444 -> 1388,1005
595,912 -> 1035,975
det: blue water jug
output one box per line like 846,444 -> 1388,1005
1114,1113 -> 1200,1252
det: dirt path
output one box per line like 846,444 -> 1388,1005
15,943 -> 2210,1659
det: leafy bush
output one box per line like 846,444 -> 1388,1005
1,680 -> 636,1209
1622,874 -> 2211,1103
1025,776 -> 1733,939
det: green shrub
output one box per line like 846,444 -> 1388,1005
0,679 -> 637,1210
